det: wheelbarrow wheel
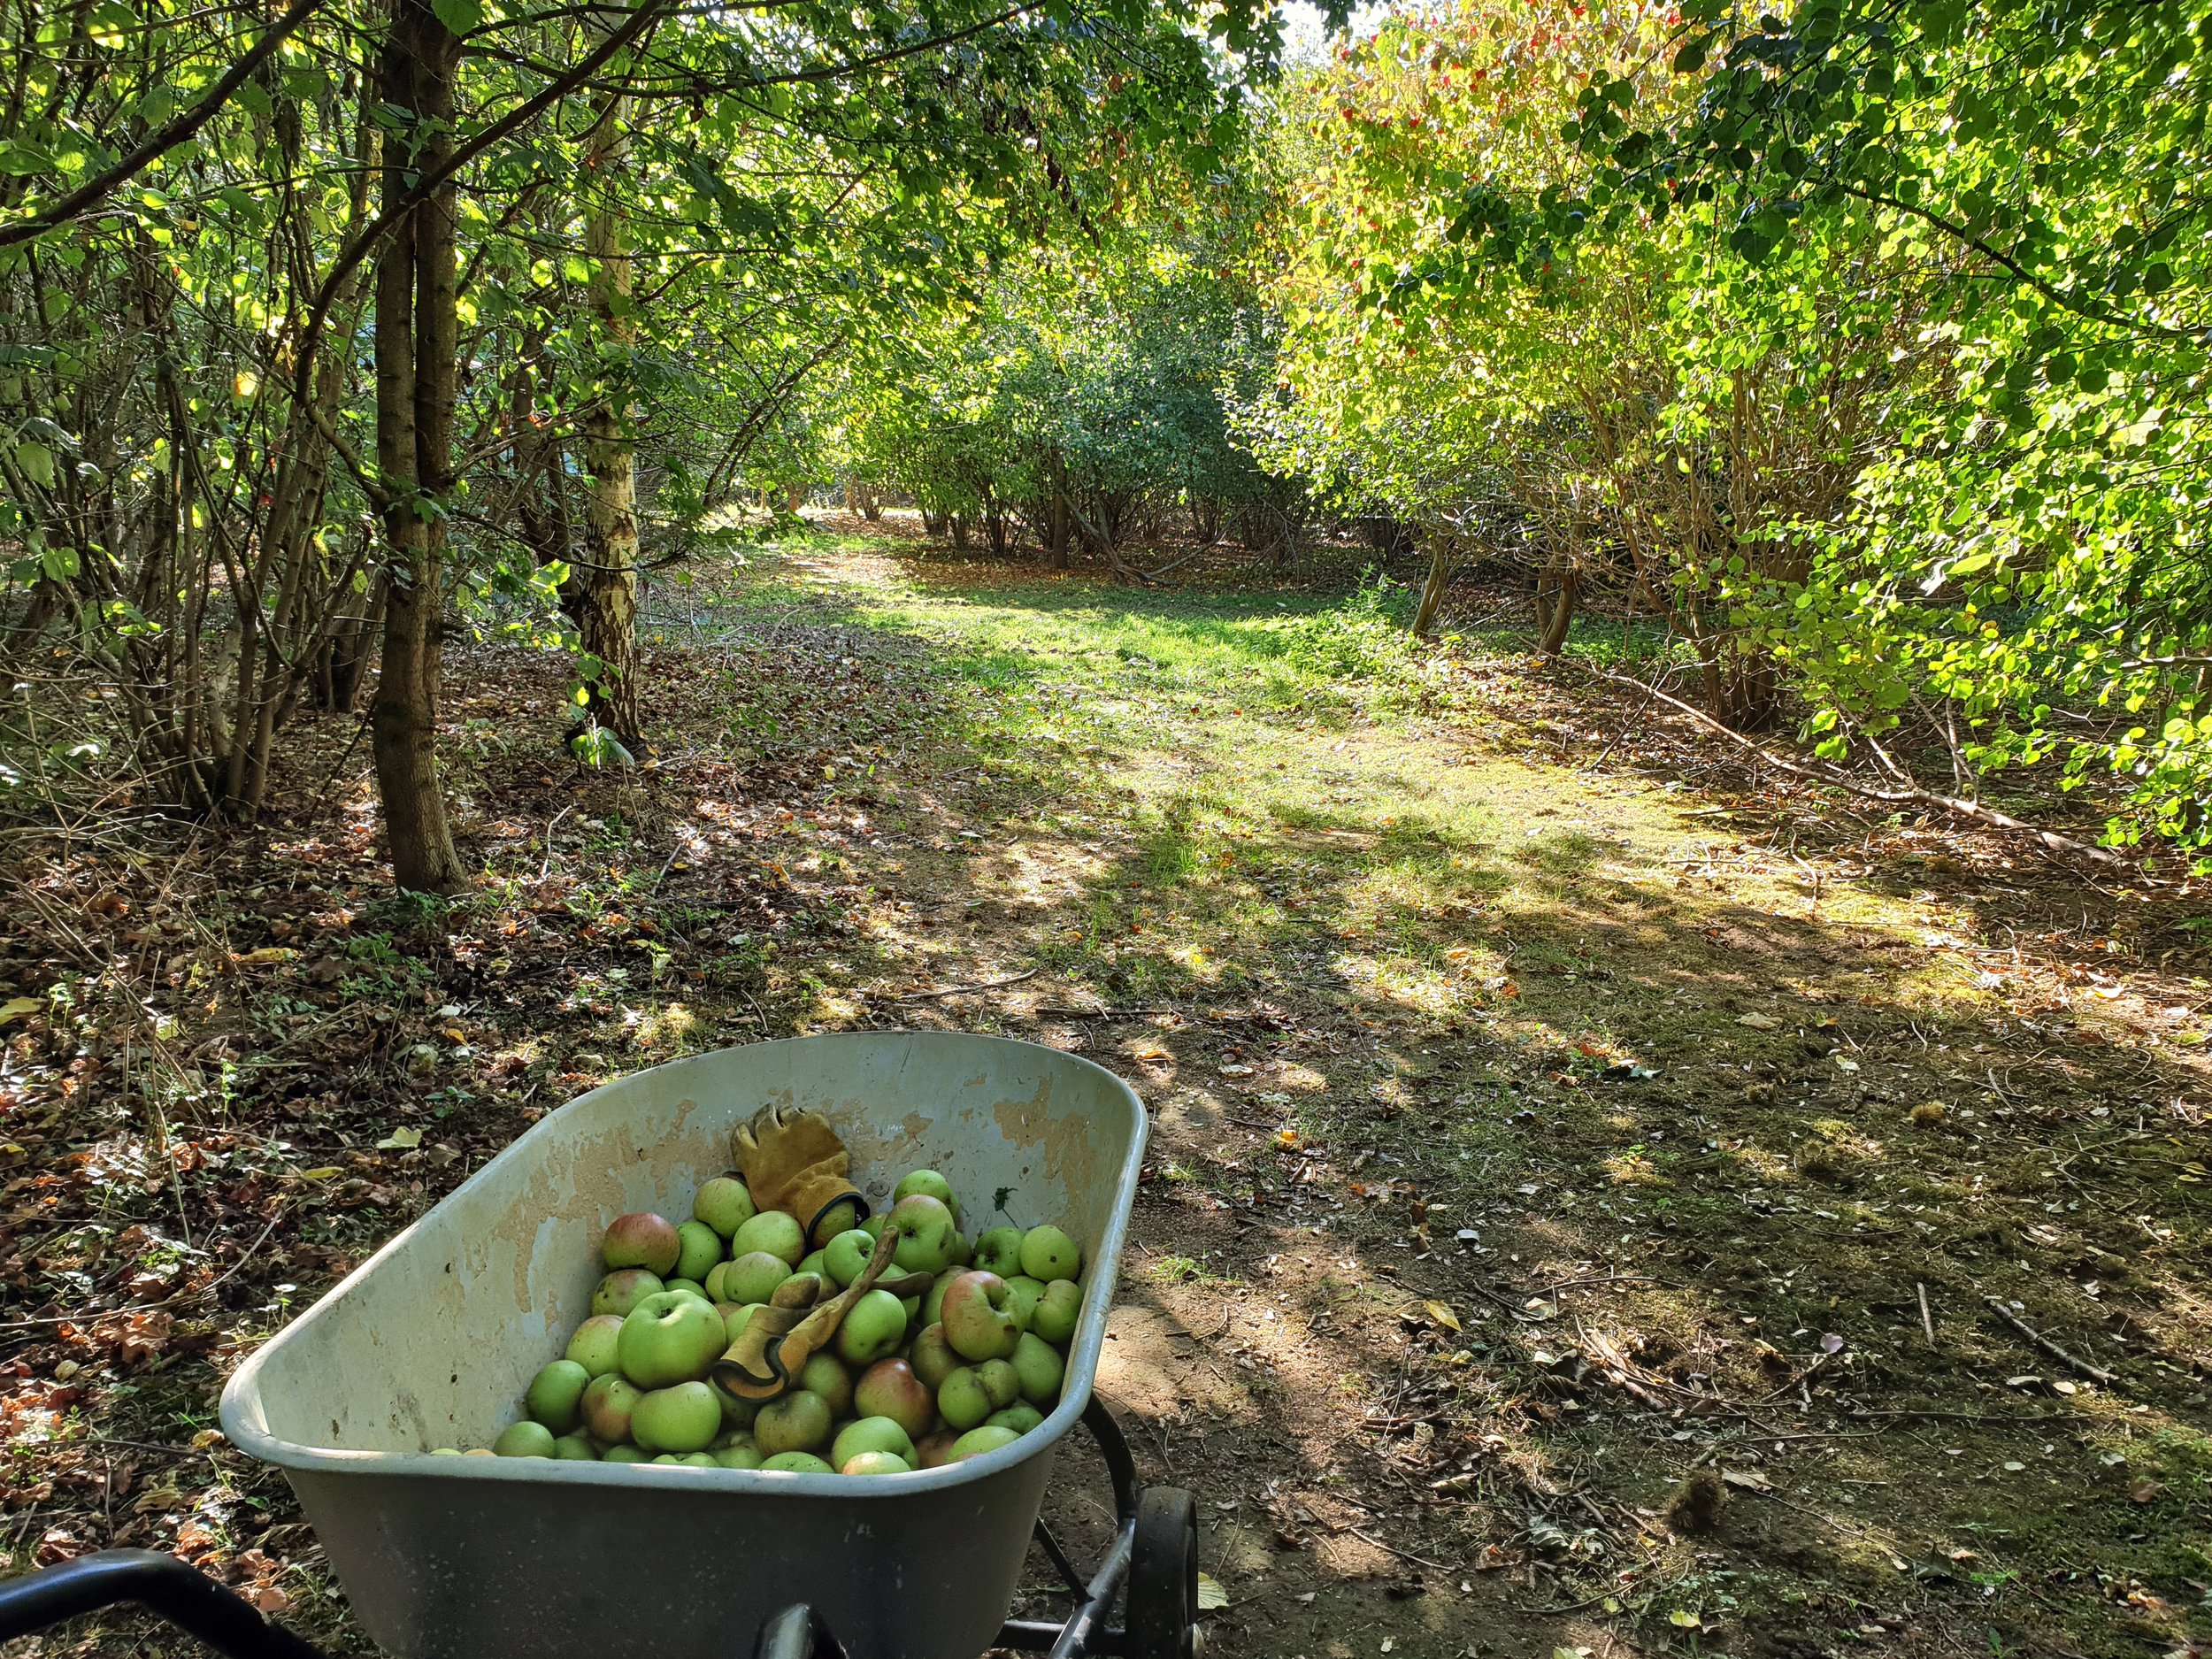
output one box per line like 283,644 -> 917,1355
1125,1486 -> 1198,1659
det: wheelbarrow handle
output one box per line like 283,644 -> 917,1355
0,1548 -> 326,1659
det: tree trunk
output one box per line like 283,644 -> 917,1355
572,93 -> 641,750
949,514 -> 968,551
986,508 -> 1006,557
1412,534 -> 1454,638
1533,567 -> 1579,657
369,0 -> 465,893
1048,457 -> 1071,571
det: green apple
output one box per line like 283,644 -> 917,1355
602,1443 -> 649,1464
1010,1333 -> 1064,1404
947,1231 -> 972,1268
976,1358 -> 1020,1410
860,1213 -> 888,1241
832,1416 -> 917,1470
810,1197 -> 864,1249
715,1441 -> 764,1470
799,1352 -> 854,1418
915,1430 -> 957,1469
565,1314 -> 626,1378
463,1448 -> 495,1456
603,1211 -> 681,1276
1002,1275 -> 1046,1333
841,1449 -> 913,1476
824,1228 -> 878,1287
1018,1225 -> 1080,1283
618,1292 -> 728,1388
938,1366 -> 993,1430
430,1447 -> 459,1455
591,1268 -> 664,1317
796,1248 -> 828,1281
1030,1279 -> 1081,1345
754,1389 -> 833,1455
732,1210 -> 807,1266
664,1278 -> 710,1304
710,1375 -> 760,1428
949,1425 -> 1022,1462
632,1380 -> 722,1453
694,1175 -> 757,1238
494,1420 -> 556,1458
676,1452 -> 720,1469
552,1432 -> 600,1460
855,1358 -> 936,1440
723,1302 -> 761,1346
888,1194 -> 959,1274
673,1219 -> 723,1283
941,1271 -> 1021,1362
580,1373 -> 641,1442
921,1277 -> 951,1329
703,1261 -> 732,1303
724,1250 -> 792,1305
895,1170 -> 962,1225
987,1404 -> 1046,1435
973,1227 -> 1025,1278
762,1451 -> 834,1474
910,1324 -> 961,1392
526,1359 -> 591,1432
836,1288 -> 908,1366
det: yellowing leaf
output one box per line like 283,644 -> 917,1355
232,947 -> 297,967
0,995 -> 42,1025
1735,1012 -> 1780,1029
1194,1572 -> 1228,1612
1424,1300 -> 1461,1333
376,1126 -> 423,1150
1669,1610 -> 1701,1629
298,1166 -> 342,1181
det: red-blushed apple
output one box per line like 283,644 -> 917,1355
580,1373 -> 641,1442
762,1451 -> 833,1474
938,1366 -> 993,1430
831,1416 -> 917,1470
823,1227 -> 876,1287
941,1271 -> 1021,1362
601,1443 -> 649,1464
673,1220 -> 722,1283
590,1268 -> 664,1317
565,1314 -> 625,1377
526,1359 -> 591,1432
552,1432 -> 599,1460
694,1175 -> 756,1238
894,1169 -> 961,1225
1010,1332 -> 1065,1403
724,1250 -> 792,1305
1018,1225 -> 1080,1282
841,1450 -> 912,1476
976,1358 -> 1019,1410
1002,1275 -> 1045,1333
1030,1278 -> 1081,1344
731,1209 -> 806,1265
631,1380 -> 722,1453
949,1425 -> 1022,1462
493,1420 -> 556,1457
799,1352 -> 854,1418
754,1388 -> 833,1455
617,1291 -> 728,1388
836,1287 -> 909,1365
916,1430 -> 958,1469
972,1227 -> 1025,1278
910,1324 -> 961,1391
987,1404 -> 1045,1435
854,1358 -> 935,1440
603,1211 -> 681,1276
888,1194 -> 959,1274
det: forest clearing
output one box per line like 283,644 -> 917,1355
5,0 -> 2212,1654
5,521 -> 2208,1658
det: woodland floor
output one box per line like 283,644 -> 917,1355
4,515 -> 2210,1659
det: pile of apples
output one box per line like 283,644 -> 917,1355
435,1169 -> 1086,1475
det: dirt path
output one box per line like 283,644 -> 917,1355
4,530 -> 2206,1659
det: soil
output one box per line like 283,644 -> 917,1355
4,521 -> 2207,1659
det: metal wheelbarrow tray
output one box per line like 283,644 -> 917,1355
0,1033 -> 1199,1659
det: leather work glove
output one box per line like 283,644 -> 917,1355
733,1102 -> 867,1247
714,1225 -> 933,1401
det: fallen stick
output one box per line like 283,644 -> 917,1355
1982,1296 -> 2117,1383
895,969 -> 1039,1001
1918,1281 -> 1936,1347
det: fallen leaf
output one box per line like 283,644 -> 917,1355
1720,1468 -> 1772,1492
1670,1610 -> 1701,1629
1424,1300 -> 1461,1333
1195,1572 -> 1229,1612
2130,1479 -> 2167,1504
0,995 -> 41,1025
1736,1012 -> 1780,1029
231,947 -> 298,967
298,1166 -> 342,1181
376,1126 -> 423,1149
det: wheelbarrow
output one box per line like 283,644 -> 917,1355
0,1033 -> 1199,1659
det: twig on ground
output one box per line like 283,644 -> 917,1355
1343,1525 -> 1455,1573
895,968 -> 1039,1001
1982,1296 -> 2117,1383
1918,1282 -> 1937,1347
